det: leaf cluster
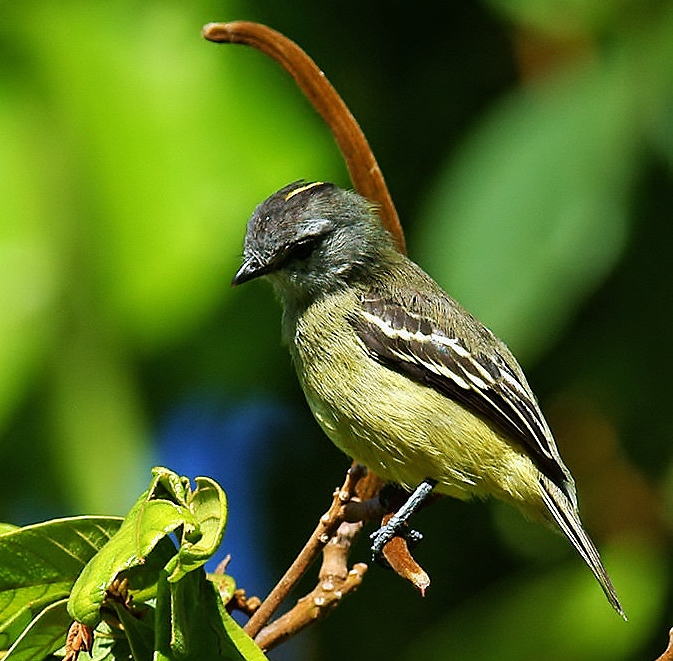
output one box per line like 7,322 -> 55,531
0,467 -> 266,661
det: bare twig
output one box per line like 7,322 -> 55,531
342,493 -> 387,523
203,19 -> 435,646
202,21 -> 405,255
254,521 -> 368,652
227,589 -> 262,618
243,464 -> 364,638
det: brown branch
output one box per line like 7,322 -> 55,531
380,513 -> 431,596
226,589 -> 262,618
243,463 -> 365,638
202,21 -> 405,255
254,521 -> 368,652
243,467 -> 428,649
203,19 -> 434,645
656,629 -> 673,661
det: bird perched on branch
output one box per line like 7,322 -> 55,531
232,180 -> 624,617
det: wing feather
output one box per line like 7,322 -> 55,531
348,294 -> 570,493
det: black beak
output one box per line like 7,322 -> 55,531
231,256 -> 268,286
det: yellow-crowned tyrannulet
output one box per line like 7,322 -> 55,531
232,180 -> 624,617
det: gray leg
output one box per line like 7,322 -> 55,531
370,478 -> 438,559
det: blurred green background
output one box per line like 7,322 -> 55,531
2,0 -> 673,659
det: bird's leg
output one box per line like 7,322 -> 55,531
370,478 -> 438,561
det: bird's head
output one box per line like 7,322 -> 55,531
232,181 -> 396,304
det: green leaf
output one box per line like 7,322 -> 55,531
68,488 -> 192,627
150,467 -> 192,507
3,598 -> 70,661
0,517 -> 122,650
217,602 -> 269,661
119,537 -> 178,606
111,602 -> 154,661
154,569 -> 267,661
207,573 -> 237,606
0,524 -> 19,536
82,621 -> 134,661
167,477 -> 228,583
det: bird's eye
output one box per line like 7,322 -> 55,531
288,235 -> 322,262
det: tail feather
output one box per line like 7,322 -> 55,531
539,475 -> 626,619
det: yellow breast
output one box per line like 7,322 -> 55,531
289,290 -> 543,510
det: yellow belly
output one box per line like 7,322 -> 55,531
290,292 -> 543,509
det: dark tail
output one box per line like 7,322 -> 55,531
539,475 -> 626,619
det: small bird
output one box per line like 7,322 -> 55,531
232,180 -> 624,617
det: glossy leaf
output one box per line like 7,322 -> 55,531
68,490 -> 192,627
2,598 -> 70,661
167,477 -> 228,583
0,517 -> 121,650
150,466 -> 192,507
208,573 -> 237,606
218,604 -> 270,661
155,569 -> 267,661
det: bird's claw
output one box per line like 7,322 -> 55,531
370,523 -> 424,565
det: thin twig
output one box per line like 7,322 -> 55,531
202,21 -> 405,255
243,464 -> 364,638
254,521 -> 368,652
203,19 -> 434,644
227,589 -> 262,618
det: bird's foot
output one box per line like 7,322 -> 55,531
369,477 -> 438,565
370,522 -> 424,565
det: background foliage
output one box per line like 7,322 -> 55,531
1,0 -> 673,659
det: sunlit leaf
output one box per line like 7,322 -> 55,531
68,489 -> 191,627
167,477 -> 228,583
208,573 -> 237,606
0,517 -> 121,650
218,605 -> 269,661
3,598 -> 70,661
150,466 -> 192,507
155,569 -> 267,661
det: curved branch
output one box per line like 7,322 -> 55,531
202,21 -> 405,255
242,464 -> 367,639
